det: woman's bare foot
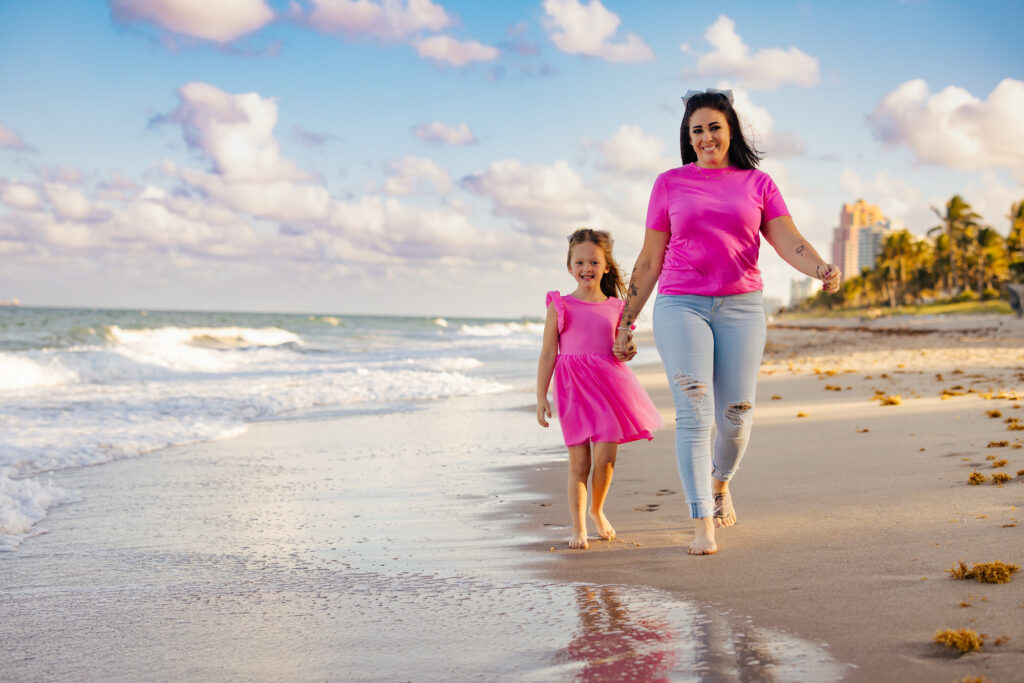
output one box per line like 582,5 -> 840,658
713,489 -> 736,529
688,517 -> 718,555
589,509 -> 616,540
569,530 -> 589,549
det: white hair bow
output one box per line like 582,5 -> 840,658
681,88 -> 734,106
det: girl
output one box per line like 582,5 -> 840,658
537,228 -> 663,549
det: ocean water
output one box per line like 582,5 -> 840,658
0,306 -> 542,550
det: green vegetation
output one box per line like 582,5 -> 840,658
789,196 -> 1024,314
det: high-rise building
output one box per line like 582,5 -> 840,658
790,277 -> 817,304
831,199 -> 885,278
857,220 -> 901,271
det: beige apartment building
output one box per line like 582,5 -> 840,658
831,199 -> 886,278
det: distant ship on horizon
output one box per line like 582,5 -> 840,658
0,298 -> 20,307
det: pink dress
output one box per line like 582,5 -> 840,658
547,291 -> 663,447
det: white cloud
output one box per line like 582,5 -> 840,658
44,183 -> 101,222
543,0 -> 653,63
42,165 -> 85,185
839,168 -> 923,223
379,156 -> 452,195
462,158 -> 609,238
96,172 -> 142,200
163,82 -> 309,183
172,164 -> 333,223
965,172 -> 1024,230
413,121 -> 476,145
302,0 -> 451,40
1,183 -> 41,210
111,0 -> 275,43
728,89 -> 805,157
868,78 -> 1024,182
412,35 -> 500,66
682,16 -> 819,90
599,125 -> 675,175
0,122 -> 34,151
760,159 -> 819,240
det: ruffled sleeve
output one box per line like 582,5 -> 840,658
545,291 -> 565,333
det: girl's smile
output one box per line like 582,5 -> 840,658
568,242 -> 609,298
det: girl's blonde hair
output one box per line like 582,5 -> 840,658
566,228 -> 626,299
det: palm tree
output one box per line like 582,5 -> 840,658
1009,201 -> 1024,282
876,230 -> 930,306
928,196 -> 981,297
974,227 -> 1009,294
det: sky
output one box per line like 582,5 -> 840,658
1,0 -> 1022,318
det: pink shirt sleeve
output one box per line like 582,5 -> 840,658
645,174 -> 670,232
760,174 -> 789,228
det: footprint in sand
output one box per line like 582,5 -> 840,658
654,489 -> 676,496
634,503 -> 660,512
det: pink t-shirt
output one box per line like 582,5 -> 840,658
645,164 -> 790,296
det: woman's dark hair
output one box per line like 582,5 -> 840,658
679,91 -> 763,169
566,228 -> 626,299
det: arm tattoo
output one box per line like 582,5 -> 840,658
795,245 -> 806,257
621,274 -> 640,326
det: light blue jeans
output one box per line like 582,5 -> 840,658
652,291 -> 766,519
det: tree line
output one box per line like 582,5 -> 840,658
793,196 -> 1024,311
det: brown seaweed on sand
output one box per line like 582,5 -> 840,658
947,560 -> 1020,583
992,472 -> 1012,484
967,472 -> 987,485
933,628 -> 984,654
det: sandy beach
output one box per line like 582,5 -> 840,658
3,313 -> 1024,681
519,314 -> 1024,681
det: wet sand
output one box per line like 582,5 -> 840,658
0,391 -> 846,681
517,314 -> 1024,681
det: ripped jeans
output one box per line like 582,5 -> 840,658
653,291 -> 766,519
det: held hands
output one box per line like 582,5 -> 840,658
537,397 -> 552,427
613,328 -> 637,362
816,263 -> 842,294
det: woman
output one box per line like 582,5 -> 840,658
613,89 -> 841,555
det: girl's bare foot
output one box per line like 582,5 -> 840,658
713,489 -> 736,528
688,517 -> 718,555
569,531 -> 589,549
589,509 -> 616,540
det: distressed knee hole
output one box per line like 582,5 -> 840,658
672,372 -> 708,422
724,401 -> 753,426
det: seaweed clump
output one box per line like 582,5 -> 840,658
933,628 -> 984,654
967,472 -> 987,485
992,472 -> 1012,484
991,458 -> 1009,468
987,440 -> 1009,448
947,560 -> 1020,584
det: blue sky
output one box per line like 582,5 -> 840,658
1,0 -> 1022,317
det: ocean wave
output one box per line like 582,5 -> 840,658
0,469 -> 80,552
105,325 -> 302,349
0,353 -> 79,391
458,321 -> 544,337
